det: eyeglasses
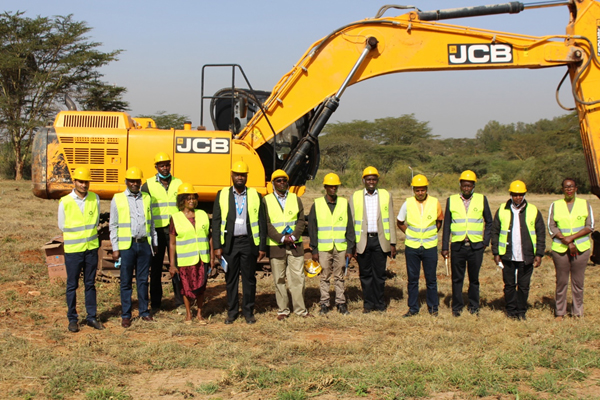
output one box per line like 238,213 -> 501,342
563,185 -> 576,189
273,178 -> 288,183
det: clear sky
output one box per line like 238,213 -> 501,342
8,0 -> 577,138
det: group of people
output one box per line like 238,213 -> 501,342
58,156 -> 593,332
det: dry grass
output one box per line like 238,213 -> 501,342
1,180 -> 600,399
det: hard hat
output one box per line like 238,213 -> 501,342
411,174 -> 429,187
304,259 -> 322,277
459,170 -> 477,182
177,182 -> 196,195
271,169 -> 289,181
323,173 -> 341,186
125,166 -> 143,180
362,166 -> 379,178
509,180 -> 527,194
72,167 -> 92,181
154,152 -> 171,164
231,161 -> 249,174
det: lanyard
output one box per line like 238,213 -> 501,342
234,194 -> 246,216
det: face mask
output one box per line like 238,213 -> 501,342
158,172 -> 171,179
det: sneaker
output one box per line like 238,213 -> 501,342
336,303 -> 350,315
319,304 -> 329,315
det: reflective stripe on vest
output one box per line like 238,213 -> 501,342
315,196 -> 348,252
114,192 -> 152,250
147,177 -> 182,228
352,189 -> 391,243
497,202 -> 538,256
61,193 -> 99,253
219,187 -> 261,246
264,193 -> 302,246
173,210 -> 210,266
449,193 -> 484,243
551,198 -> 590,253
405,196 -> 439,249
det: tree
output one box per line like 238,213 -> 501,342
77,81 -> 129,111
0,11 -> 122,180
367,115 -> 434,145
136,111 -> 189,130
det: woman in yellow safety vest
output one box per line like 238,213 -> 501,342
548,178 -> 594,319
169,183 -> 213,324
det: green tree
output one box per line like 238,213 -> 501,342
136,111 -> 189,130
77,81 -> 129,111
0,11 -> 122,180
475,120 -> 515,153
368,115 -> 434,145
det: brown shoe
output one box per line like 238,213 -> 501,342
301,313 -> 314,318
276,314 -> 289,321
141,316 -> 154,322
121,318 -> 131,328
555,316 -> 564,322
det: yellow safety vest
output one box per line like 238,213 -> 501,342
60,193 -> 99,253
315,196 -> 348,252
114,192 -> 152,250
405,196 -> 439,249
449,193 -> 484,243
172,210 -> 210,266
218,187 -> 261,246
147,177 -> 182,228
551,198 -> 590,253
497,202 -> 538,256
352,189 -> 391,243
264,192 -> 302,246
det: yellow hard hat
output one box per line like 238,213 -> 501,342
411,174 -> 429,187
323,173 -> 341,186
154,152 -> 171,164
72,167 -> 92,181
304,259 -> 322,277
509,180 -> 527,193
125,166 -> 143,180
271,169 -> 289,181
362,166 -> 379,178
231,161 -> 249,174
459,170 -> 477,182
177,182 -> 196,195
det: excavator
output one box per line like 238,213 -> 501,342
32,0 -> 600,204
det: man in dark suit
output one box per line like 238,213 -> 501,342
212,161 -> 267,325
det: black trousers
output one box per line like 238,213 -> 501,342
357,236 -> 388,311
65,249 -> 98,322
451,244 -> 484,313
224,235 -> 257,319
150,226 -> 183,309
502,260 -> 534,317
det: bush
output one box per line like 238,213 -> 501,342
0,141 -> 32,180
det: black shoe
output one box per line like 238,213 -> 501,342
68,320 -> 79,333
518,314 -> 527,321
468,308 -> 479,315
319,304 -> 329,315
403,310 -> 418,318
429,310 -> 439,317
337,303 -> 350,315
224,317 -> 236,325
86,318 -> 104,330
452,311 -> 461,317
245,315 -> 256,325
362,308 -> 373,314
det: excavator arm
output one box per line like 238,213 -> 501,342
240,0 -> 600,194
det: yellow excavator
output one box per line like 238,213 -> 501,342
32,0 -> 600,205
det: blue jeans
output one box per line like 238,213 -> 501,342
120,242 -> 152,319
65,249 -> 98,322
405,246 -> 439,314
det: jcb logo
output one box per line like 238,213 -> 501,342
176,137 -> 230,154
448,44 -> 513,65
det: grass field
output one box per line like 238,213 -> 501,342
1,180 -> 599,399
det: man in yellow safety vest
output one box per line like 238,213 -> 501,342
141,152 -> 183,313
58,167 -> 103,332
264,169 -> 309,319
109,167 -> 158,328
491,180 -> 545,320
308,173 -> 355,315
350,166 -> 396,313
441,170 -> 493,316
212,161 -> 267,325
397,174 -> 443,317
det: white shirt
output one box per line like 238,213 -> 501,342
364,189 -> 379,233
511,203 -> 523,262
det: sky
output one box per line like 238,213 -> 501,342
7,0 -> 578,138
